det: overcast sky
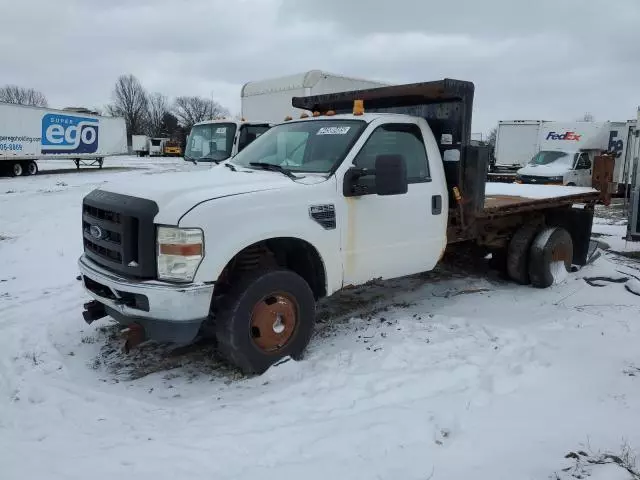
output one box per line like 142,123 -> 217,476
2,0 -> 639,134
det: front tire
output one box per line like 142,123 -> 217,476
214,269 -> 315,374
528,227 -> 573,288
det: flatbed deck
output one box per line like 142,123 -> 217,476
447,183 -> 599,247
482,183 -> 599,216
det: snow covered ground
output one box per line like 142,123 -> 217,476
2,157 -> 640,479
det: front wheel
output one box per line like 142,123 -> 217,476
214,269 -> 315,374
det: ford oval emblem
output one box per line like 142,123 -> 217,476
89,225 -> 103,240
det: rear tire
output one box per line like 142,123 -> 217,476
10,162 -> 23,177
214,268 -> 316,374
25,161 -> 38,176
528,227 -> 573,288
507,224 -> 540,284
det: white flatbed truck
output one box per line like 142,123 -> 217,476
78,79 -> 598,373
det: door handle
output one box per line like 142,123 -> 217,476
432,195 -> 442,215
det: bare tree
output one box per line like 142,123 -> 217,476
0,85 -> 48,107
487,126 -> 497,146
107,74 -> 148,137
580,112 -> 595,122
173,96 -> 229,130
146,92 -> 169,137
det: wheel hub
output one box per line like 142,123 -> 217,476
551,246 -> 570,263
250,293 -> 298,353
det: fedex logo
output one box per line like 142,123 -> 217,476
546,131 -> 581,141
41,113 -> 99,154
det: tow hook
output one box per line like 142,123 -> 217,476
122,323 -> 146,353
82,300 -> 107,325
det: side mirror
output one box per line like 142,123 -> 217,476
374,154 -> 408,196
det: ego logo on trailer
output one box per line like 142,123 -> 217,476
41,114 -> 99,154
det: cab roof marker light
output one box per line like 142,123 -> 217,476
353,100 -> 364,116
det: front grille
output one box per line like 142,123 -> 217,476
82,190 -> 158,278
519,175 -> 559,184
83,204 -> 122,224
84,238 -> 122,262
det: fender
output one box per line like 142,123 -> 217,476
178,180 -> 343,296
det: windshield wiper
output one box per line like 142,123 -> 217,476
249,162 -> 298,179
224,162 -> 237,172
198,155 -> 223,164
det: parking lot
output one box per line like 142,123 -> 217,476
2,156 -> 640,479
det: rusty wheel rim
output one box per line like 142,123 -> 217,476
551,245 -> 570,264
250,292 -> 298,354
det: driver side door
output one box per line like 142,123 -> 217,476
339,121 -> 446,286
573,152 -> 593,186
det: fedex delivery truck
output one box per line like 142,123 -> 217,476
0,102 -> 127,176
241,70 -> 388,123
494,120 -> 636,189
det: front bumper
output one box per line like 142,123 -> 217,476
78,254 -> 214,343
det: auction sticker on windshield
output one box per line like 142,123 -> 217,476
316,126 -> 351,135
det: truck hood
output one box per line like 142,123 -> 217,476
517,163 -> 570,177
98,166 -> 309,224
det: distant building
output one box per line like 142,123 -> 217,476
63,107 -> 100,115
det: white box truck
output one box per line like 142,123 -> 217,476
132,135 -> 150,156
493,120 -> 636,189
184,119 -> 271,163
627,108 -> 640,240
0,102 -> 127,176
149,137 -> 169,156
241,70 -> 388,123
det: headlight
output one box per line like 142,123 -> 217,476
157,227 -> 204,282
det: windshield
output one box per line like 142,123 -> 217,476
185,123 -> 237,161
230,120 -> 366,173
528,150 -> 574,166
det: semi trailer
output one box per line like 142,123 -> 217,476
0,102 -> 126,176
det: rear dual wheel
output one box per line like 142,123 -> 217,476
8,161 -> 37,177
10,162 -> 23,177
506,225 -> 573,288
528,227 -> 573,288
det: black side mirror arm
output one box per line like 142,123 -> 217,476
343,167 -> 374,197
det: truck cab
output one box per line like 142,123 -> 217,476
184,119 -> 271,163
149,137 -> 168,156
516,149 -> 593,186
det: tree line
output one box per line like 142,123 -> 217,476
0,74 -> 230,145
106,74 -> 229,143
